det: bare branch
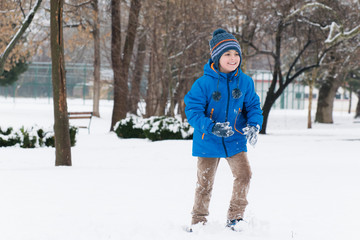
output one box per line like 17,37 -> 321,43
246,42 -> 276,58
286,40 -> 312,81
17,0 -> 26,18
284,2 -> 334,23
64,1 -> 92,8
0,0 -> 43,76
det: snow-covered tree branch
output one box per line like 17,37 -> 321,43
284,2 -> 334,23
324,24 -> 360,45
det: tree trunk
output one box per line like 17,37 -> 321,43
50,0 -> 71,166
307,81 -> 313,128
129,31 -> 147,114
110,0 -> 141,130
355,90 -> 360,119
158,76 -> 168,116
348,88 -> 352,114
0,0 -> 42,76
110,0 -> 122,131
259,22 -> 283,134
164,0 -> 174,117
260,92 -> 275,134
315,75 -> 341,123
307,68 -> 318,129
145,49 -> 157,117
92,0 -> 101,117
145,18 -> 159,118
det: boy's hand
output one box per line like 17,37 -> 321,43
212,122 -> 234,138
242,124 -> 260,147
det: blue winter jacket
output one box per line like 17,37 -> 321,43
184,60 -> 263,158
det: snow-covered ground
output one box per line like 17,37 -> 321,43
0,97 -> 359,240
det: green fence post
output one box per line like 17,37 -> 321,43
34,64 -> 38,99
293,82 -> 296,109
48,63 -> 52,103
261,72 -> 265,107
12,84 -> 16,102
297,83 -> 300,110
83,63 -> 87,104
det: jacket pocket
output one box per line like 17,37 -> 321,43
202,108 -> 215,140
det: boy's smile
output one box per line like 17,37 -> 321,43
219,50 -> 240,73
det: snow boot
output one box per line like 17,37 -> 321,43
185,221 -> 206,233
226,218 -> 248,232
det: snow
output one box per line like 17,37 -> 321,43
1,97 -> 360,240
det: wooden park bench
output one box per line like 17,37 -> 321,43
68,111 -> 93,133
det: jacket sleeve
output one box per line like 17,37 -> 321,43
243,77 -> 263,130
184,79 -> 215,134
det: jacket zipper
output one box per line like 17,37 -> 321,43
222,77 -> 230,157
234,107 -> 244,134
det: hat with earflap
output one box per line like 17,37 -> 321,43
209,28 -> 242,69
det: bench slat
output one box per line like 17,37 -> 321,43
68,112 -> 93,115
69,116 -> 92,119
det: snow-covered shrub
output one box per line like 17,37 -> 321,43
142,116 -> 193,141
114,116 -> 145,139
40,126 -> 78,147
0,126 -> 78,148
37,129 -> 46,147
114,115 -> 193,141
0,127 -> 13,135
0,127 -> 21,147
19,127 -> 37,148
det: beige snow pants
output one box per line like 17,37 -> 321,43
191,152 -> 252,225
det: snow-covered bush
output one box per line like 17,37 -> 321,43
114,117 -> 145,139
0,127 -> 20,147
114,115 -> 193,141
0,126 -> 78,148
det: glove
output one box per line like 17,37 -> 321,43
212,122 -> 234,138
242,124 -> 260,147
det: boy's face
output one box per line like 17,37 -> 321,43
219,49 -> 240,73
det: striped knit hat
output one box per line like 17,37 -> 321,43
209,28 -> 242,69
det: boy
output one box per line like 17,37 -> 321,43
184,28 -> 263,231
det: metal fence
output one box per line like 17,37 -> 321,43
248,70 -> 305,110
0,62 -> 305,110
0,62 -> 95,101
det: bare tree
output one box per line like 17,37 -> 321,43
110,0 -> 142,130
307,67 -> 319,129
129,29 -> 147,114
346,67 -> 360,118
230,0 -> 359,133
356,90 -> 360,119
62,0 -> 102,117
50,0 -> 72,166
141,0 -> 217,118
0,0 -> 42,77
314,0 -> 360,123
110,0 -> 121,128
91,0 -> 101,117
253,2 -> 331,133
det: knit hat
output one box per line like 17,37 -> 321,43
209,28 -> 242,69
